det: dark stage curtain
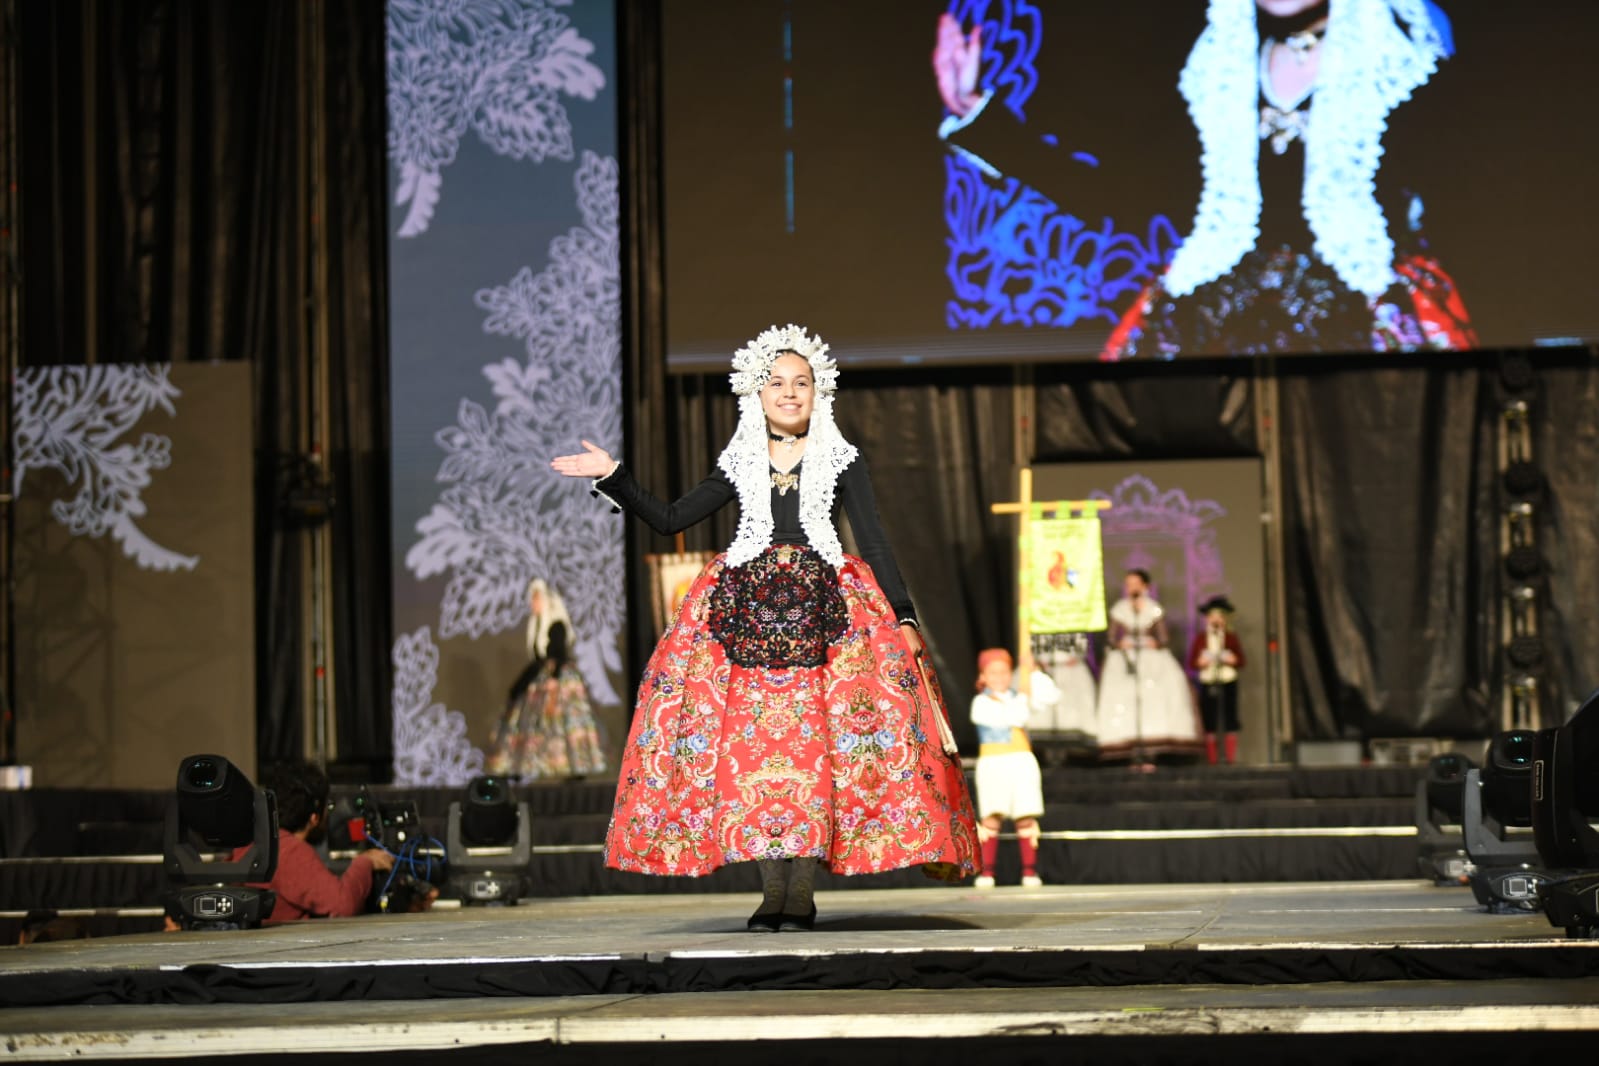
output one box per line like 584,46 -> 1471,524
1034,365 -> 1257,459
1279,357 -> 1599,740
1279,366 -> 1498,738
1528,363 -> 1599,722
16,0 -> 393,773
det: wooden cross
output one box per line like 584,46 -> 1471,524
990,467 -> 1110,683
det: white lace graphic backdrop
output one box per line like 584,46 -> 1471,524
394,151 -> 623,787
12,365 -> 199,572
391,626 -> 487,787
387,0 -> 605,237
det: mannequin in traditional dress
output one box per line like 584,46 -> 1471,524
486,580 -> 608,780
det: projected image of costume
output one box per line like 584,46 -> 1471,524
486,580 -> 608,780
552,325 -> 978,932
934,0 -> 1477,357
1095,570 -> 1200,760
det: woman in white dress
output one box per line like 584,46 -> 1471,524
1095,570 -> 1200,765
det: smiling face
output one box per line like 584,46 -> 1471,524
761,352 -> 815,436
979,657 -> 1013,695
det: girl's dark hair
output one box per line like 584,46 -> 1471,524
263,761 -> 329,832
1127,568 -> 1152,586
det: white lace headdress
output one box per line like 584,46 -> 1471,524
525,578 -> 574,659
718,324 -> 858,567
1165,0 -> 1448,301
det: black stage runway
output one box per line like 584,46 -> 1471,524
3,881 -> 1597,1064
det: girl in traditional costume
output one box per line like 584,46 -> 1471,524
551,325 -> 978,931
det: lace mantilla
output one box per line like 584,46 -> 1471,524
1167,0 -> 1445,300
718,325 -> 856,568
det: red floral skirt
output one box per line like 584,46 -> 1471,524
604,547 -> 979,880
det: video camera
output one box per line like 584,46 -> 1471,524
328,789 -> 444,913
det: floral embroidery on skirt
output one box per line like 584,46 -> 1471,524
485,664 -> 608,780
604,546 -> 978,880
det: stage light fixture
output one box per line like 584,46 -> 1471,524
1504,547 -> 1543,581
1532,687 -> 1599,936
163,754 -> 278,930
1498,355 -> 1535,394
1415,752 -> 1475,885
1507,636 -> 1545,670
1538,871 -> 1599,939
445,775 -> 533,905
1463,730 -> 1554,913
1501,462 -> 1541,498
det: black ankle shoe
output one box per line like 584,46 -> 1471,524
777,903 -> 817,932
747,908 -> 783,933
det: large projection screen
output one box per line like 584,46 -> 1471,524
663,1 -> 1599,370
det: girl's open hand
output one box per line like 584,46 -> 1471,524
551,440 -> 615,479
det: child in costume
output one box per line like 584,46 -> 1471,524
969,647 -> 1050,888
1188,595 -> 1246,764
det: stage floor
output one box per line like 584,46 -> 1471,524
3,881 -> 1598,1062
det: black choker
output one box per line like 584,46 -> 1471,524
768,429 -> 808,446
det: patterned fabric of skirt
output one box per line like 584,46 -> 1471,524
604,547 -> 979,880
1101,247 -> 1477,360
486,664 -> 608,780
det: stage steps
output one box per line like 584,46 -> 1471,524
0,766 -> 1428,938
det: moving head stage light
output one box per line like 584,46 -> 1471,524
163,754 -> 278,930
445,775 -> 533,905
1415,752 -> 1475,885
1534,687 -> 1599,937
1463,730 -> 1553,913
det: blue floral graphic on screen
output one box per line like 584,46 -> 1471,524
943,0 -> 1179,331
950,0 -> 1042,120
